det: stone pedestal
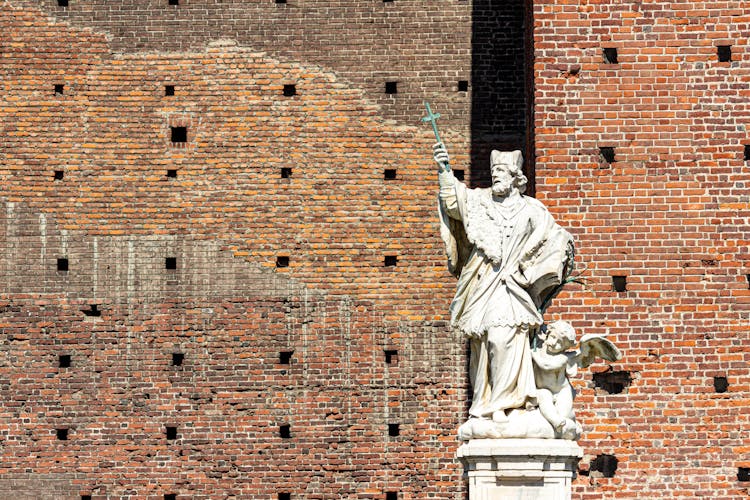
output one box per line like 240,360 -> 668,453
457,439 -> 582,500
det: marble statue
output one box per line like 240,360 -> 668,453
433,143 -> 618,441
531,320 -> 621,440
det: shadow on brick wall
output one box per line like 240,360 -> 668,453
471,0 -> 534,195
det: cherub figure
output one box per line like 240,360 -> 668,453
532,320 -> 622,440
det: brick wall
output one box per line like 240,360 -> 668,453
18,0 -> 474,129
533,1 -> 750,498
6,0 -> 748,499
0,2 -> 487,498
15,0 -> 532,178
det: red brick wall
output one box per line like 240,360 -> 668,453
533,1 -> 750,498
1,2 -> 478,498
16,0 -> 532,178
16,0 -> 474,129
6,0 -> 749,498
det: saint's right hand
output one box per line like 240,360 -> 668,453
432,142 -> 450,171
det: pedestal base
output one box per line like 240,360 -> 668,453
457,439 -> 582,500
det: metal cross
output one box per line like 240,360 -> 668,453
422,101 -> 451,171
422,101 -> 443,143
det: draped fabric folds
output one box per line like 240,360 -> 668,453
439,177 -> 573,418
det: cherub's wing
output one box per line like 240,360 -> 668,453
578,334 -> 622,368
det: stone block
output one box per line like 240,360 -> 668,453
457,439 -> 582,500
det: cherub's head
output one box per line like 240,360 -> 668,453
544,320 -> 576,354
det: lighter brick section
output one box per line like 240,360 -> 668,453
0,198 -> 309,302
0,474 -> 78,499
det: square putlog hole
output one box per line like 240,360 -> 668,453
388,423 -> 400,437
281,167 -> 292,179
590,454 -> 618,478
170,126 -> 187,143
81,496 -> 92,500
384,255 -> 398,267
59,354 -> 71,368
164,85 -> 175,96
166,426 -> 177,440
600,146 -> 615,164
453,169 -> 465,181
384,349 -> 398,365
276,256 -> 289,268
57,258 -> 69,271
279,351 -> 293,365
278,494 -> 291,500
166,169 -> 177,178
279,424 -> 291,438
384,81 -> 398,94
713,376 -> 729,393
612,275 -> 627,292
56,428 -> 69,440
593,370 -> 632,394
602,47 -> 618,64
57,0 -> 68,7
384,169 -> 397,180
54,170 -> 64,180
744,145 -> 750,162
168,0 -> 179,5
54,84 -> 64,95
275,0 -> 287,3
717,45 -> 732,63
165,257 -> 177,270
386,493 -> 398,500
457,80 -> 469,92
164,495 -> 177,500
739,467 -> 750,482
83,304 -> 101,317
283,84 -> 296,96
172,352 -> 184,366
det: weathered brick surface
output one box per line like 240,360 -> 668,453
0,3 -> 473,498
17,0 -> 475,130
15,0 -> 532,174
4,0 -> 749,499
534,1 -> 750,498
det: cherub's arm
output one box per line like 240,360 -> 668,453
531,347 -> 549,369
531,346 -> 544,364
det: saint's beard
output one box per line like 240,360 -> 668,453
491,178 -> 513,197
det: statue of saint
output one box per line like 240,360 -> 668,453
434,143 -> 575,439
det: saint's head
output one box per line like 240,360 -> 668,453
490,150 -> 527,196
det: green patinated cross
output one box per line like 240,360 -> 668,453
422,101 -> 451,171
421,101 -> 443,143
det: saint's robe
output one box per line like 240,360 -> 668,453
439,171 -> 573,418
